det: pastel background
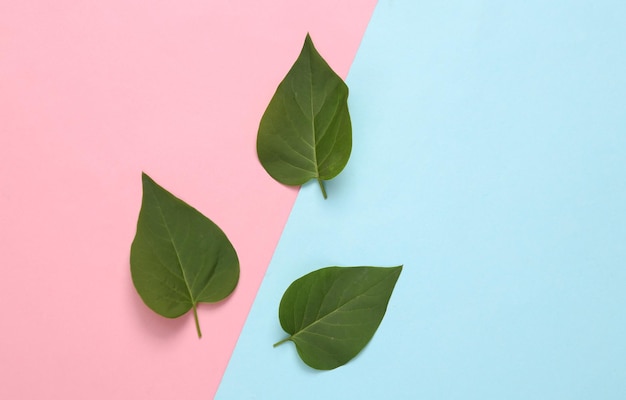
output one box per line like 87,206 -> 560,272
0,1 -> 376,399
2,0 -> 625,399
217,0 -> 626,399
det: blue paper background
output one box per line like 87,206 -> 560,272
217,1 -> 626,398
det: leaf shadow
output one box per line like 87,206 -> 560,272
294,342 -> 371,375
273,335 -> 326,375
295,357 -> 326,375
127,279 -> 188,339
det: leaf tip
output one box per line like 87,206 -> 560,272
303,32 -> 315,51
140,171 -> 153,186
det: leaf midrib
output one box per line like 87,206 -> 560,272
150,185 -> 196,306
308,60 -> 320,181
290,275 -> 392,341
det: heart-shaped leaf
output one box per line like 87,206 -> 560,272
274,265 -> 402,370
130,173 -> 240,338
257,33 -> 352,199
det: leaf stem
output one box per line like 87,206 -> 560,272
317,178 -> 327,199
192,304 -> 202,338
273,337 -> 291,347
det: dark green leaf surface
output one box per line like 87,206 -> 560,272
130,173 -> 239,338
257,34 -> 352,199
275,266 -> 402,370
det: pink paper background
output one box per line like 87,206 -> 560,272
0,1 -> 376,398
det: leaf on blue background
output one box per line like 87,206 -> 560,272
257,33 -> 352,199
130,172 -> 240,338
274,266 -> 402,370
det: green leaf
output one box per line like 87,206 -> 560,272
130,173 -> 240,338
257,33 -> 352,199
274,265 -> 402,370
